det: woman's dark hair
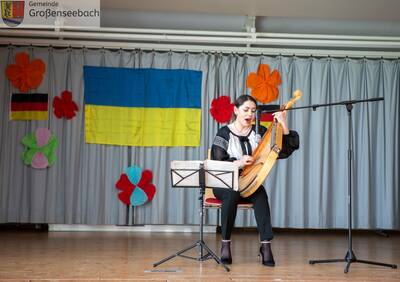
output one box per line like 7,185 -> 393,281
234,94 -> 258,108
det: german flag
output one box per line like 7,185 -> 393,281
10,93 -> 48,120
259,112 -> 275,128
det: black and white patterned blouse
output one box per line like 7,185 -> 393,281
211,123 -> 299,167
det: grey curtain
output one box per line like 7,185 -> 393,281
0,46 -> 399,229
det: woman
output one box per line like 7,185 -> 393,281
211,94 -> 299,266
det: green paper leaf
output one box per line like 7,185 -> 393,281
22,148 -> 37,165
21,133 -> 38,149
42,136 -> 57,157
47,152 -> 56,166
47,136 -> 58,150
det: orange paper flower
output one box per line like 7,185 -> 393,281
246,64 -> 281,103
5,52 -> 46,92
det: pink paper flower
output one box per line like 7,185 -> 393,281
21,128 -> 58,169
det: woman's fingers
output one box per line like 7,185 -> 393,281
272,112 -> 281,121
272,111 -> 287,126
242,155 -> 254,166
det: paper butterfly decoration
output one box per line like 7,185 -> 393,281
115,166 -> 156,206
21,128 -> 58,169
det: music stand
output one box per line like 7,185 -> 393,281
153,160 -> 238,272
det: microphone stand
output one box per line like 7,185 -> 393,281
257,97 -> 397,273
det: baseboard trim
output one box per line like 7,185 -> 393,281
49,224 -> 217,233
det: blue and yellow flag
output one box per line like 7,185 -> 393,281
83,66 -> 202,147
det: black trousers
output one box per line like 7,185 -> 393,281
213,186 -> 273,241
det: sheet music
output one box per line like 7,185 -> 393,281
170,161 -> 202,187
170,160 -> 238,190
204,160 -> 238,190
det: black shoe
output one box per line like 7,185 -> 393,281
260,242 -> 275,267
220,240 -> 232,264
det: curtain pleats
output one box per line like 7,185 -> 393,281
0,47 -> 398,229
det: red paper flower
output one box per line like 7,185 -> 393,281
52,90 -> 79,119
210,95 -> 234,124
5,52 -> 46,92
246,64 -> 281,103
115,166 -> 156,206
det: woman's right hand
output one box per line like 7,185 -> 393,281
234,155 -> 254,168
238,155 -> 254,168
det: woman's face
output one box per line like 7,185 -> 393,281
234,100 -> 257,127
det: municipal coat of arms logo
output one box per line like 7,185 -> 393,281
1,1 -> 25,27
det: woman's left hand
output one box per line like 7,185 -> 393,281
272,110 -> 290,135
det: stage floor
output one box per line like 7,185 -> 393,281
0,228 -> 399,281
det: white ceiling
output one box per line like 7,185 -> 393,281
101,0 -> 400,22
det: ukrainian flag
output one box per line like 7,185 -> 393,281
84,66 -> 202,147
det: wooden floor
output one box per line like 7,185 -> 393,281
0,228 -> 399,281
